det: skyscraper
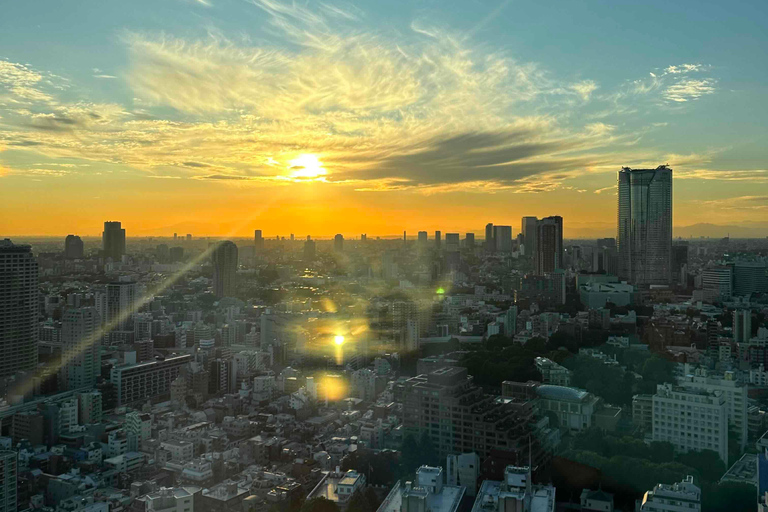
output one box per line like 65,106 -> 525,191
435,231 -> 442,249
418,231 -> 428,246
535,216 -> 563,275
62,308 -> 101,390
304,238 -> 316,261
101,281 -> 138,343
493,225 -> 513,252
521,216 -> 538,256
64,235 -> 84,259
617,166 -> 673,285
254,230 -> 264,250
464,233 -> 475,249
212,241 -> 238,298
485,223 -> 494,252
334,234 -> 344,252
0,240 -> 38,379
102,221 -> 126,261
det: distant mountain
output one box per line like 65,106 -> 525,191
674,223 -> 768,239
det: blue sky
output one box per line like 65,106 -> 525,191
1,0 -> 767,236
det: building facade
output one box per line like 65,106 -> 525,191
0,240 -> 39,379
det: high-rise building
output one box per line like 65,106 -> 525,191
418,231 -> 428,246
110,354 -> 192,406
62,307 -> 101,390
617,166 -> 673,285
485,223 -> 494,252
493,226 -> 513,252
102,221 -> 126,261
445,233 -> 460,253
535,216 -> 563,275
435,231 -> 442,249
334,234 -> 344,252
0,239 -> 39,379
0,451 -> 18,512
101,282 -> 138,343
64,235 -> 84,259
212,241 -> 238,298
702,266 -> 733,302
254,230 -> 263,250
464,233 -> 475,249
303,239 -> 316,261
733,310 -> 752,343
733,261 -> 768,297
521,217 -> 538,256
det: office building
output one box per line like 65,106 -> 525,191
435,231 -> 442,249
733,261 -> 768,297
464,233 -> 475,249
535,217 -> 563,275
62,307 -> 101,390
169,246 -> 184,262
671,241 -> 689,279
677,368 -> 748,452
637,475 -> 700,512
445,233 -> 460,253
446,454 -> 480,497
471,465 -> 555,512
64,235 -> 84,259
521,217 -> 538,256
485,223 -> 494,252
398,367 -> 539,460
579,282 -> 635,309
617,166 -> 673,285
652,383 -> 728,465
303,239 -> 316,261
0,240 -> 39,379
212,241 -> 238,298
102,221 -> 126,261
0,451 -> 17,512
101,281 -> 138,343
418,231 -> 428,246
110,354 -> 192,406
78,390 -> 103,424
254,230 -> 264,250
701,266 -> 732,302
493,225 -> 513,253
378,465 -> 465,512
334,234 -> 344,252
734,310 -> 752,343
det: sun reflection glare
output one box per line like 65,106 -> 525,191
289,154 -> 327,179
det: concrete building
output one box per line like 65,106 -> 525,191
78,391 -> 103,424
64,235 -> 84,259
446,453 -> 480,497
306,468 -> 365,511
521,217 -> 538,257
637,475 -> 700,512
534,385 -> 600,433
212,241 -> 238,298
110,354 -> 192,406
632,394 -> 653,432
580,488 -> 614,512
378,466 -> 465,512
733,309 -> 752,343
701,266 -> 733,302
101,281 -> 138,343
0,451 -> 17,512
471,466 -> 555,512
677,368 -> 748,452
62,307 -> 101,390
534,358 -> 571,387
136,487 -> 199,512
0,240 -> 39,379
579,282 -> 635,309
493,226 -> 513,253
535,217 -> 563,275
652,383 -> 729,465
102,221 -> 126,261
617,166 -> 672,286
733,261 -> 768,297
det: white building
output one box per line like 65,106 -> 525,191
161,440 -> 194,462
471,465 -> 555,512
307,468 -> 366,510
446,453 -> 480,497
677,368 -> 748,451
652,383 -> 729,465
377,466 -> 465,512
637,475 -> 700,512
77,391 -> 102,424
534,357 -> 571,387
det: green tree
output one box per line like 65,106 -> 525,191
346,491 -> 373,512
300,497 -> 340,512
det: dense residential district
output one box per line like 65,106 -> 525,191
2,170 -> 768,512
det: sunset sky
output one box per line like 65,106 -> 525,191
1,0 -> 767,238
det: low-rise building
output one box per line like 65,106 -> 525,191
637,475 -> 700,512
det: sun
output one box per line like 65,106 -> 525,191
334,335 -> 345,346
289,154 -> 327,179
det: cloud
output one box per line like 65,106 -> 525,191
664,78 -> 716,102
698,195 -> 768,211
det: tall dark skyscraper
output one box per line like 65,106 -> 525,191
435,231 -> 441,249
303,238 -> 316,261
102,221 -> 126,261
64,235 -> 84,259
535,216 -> 563,275
493,225 -> 513,252
617,166 -> 673,285
464,233 -> 475,249
485,223 -> 494,251
212,241 -> 238,298
0,239 -> 39,378
521,216 -> 538,256
254,230 -> 264,250
334,234 -> 344,252
100,281 -> 138,343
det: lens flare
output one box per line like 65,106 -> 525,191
334,335 -> 345,346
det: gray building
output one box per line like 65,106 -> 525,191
102,221 -> 126,261
617,166 -> 672,285
0,239 -> 38,379
64,235 -> 84,259
62,307 -> 101,391
212,241 -> 238,298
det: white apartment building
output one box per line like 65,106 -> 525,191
677,368 -> 748,451
652,383 -> 729,465
637,475 -> 700,512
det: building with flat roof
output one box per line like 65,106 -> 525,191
377,466 -> 465,512
307,468 -> 365,511
637,475 -> 700,512
110,354 -> 192,406
471,465 -> 555,512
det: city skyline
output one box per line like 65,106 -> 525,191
2,0 -> 768,237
